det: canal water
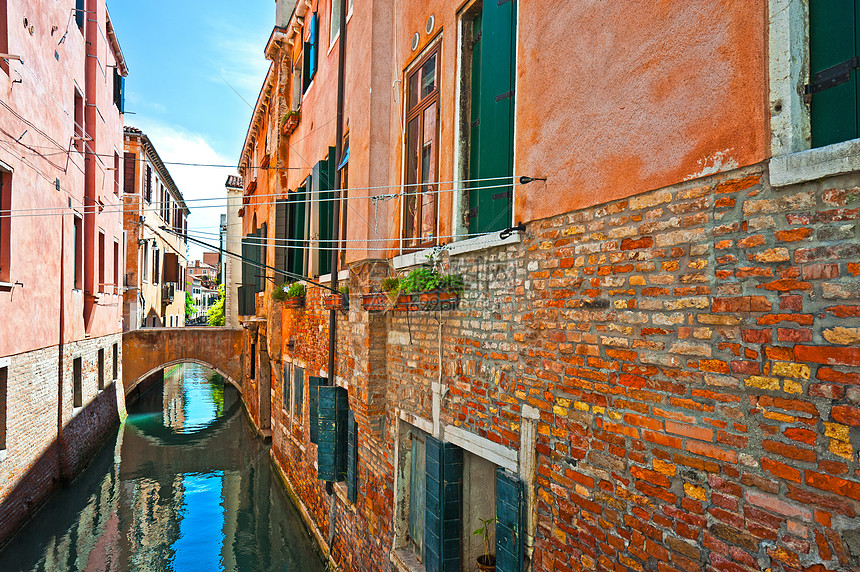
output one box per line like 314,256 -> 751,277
0,364 -> 326,572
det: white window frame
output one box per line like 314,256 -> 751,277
768,0 -> 860,187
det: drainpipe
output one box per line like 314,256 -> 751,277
327,0 -> 347,387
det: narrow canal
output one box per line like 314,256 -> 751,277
0,364 -> 326,572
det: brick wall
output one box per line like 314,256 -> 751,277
252,165 -> 860,571
0,334 -> 124,548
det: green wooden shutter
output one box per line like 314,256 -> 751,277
303,13 -> 318,92
495,468 -> 525,572
314,152 -> 335,276
283,364 -> 291,411
317,385 -> 348,482
75,0 -> 84,29
258,223 -> 267,291
347,409 -> 358,503
309,375 -> 324,443
469,0 -> 516,235
810,0 -> 860,148
288,185 -> 307,278
275,199 -> 288,283
424,436 -> 462,572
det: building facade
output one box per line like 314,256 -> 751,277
122,127 -> 189,330
0,0 -> 128,547
235,1 -> 860,571
224,175 -> 243,328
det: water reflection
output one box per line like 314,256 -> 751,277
0,364 -> 325,572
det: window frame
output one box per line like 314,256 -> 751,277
73,88 -> 84,154
1,0 -> 9,76
0,363 -> 7,455
0,166 -> 10,284
401,40 -> 442,253
768,0 -> 860,186
73,215 -> 83,290
72,356 -> 83,409
292,365 -> 305,435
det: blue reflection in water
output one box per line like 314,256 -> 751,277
0,363 -> 325,572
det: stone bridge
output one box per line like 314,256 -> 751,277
122,328 -> 244,395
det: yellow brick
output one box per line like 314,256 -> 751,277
552,526 -> 567,543
574,401 -> 589,412
592,406 -> 605,415
609,411 -> 623,421
746,376 -> 781,391
552,427 -> 566,438
825,422 -> 850,442
553,405 -> 568,416
556,398 -> 572,408
652,458 -> 677,477
684,483 -> 707,501
762,410 -> 797,423
630,276 -> 647,286
538,423 -> 551,436
783,380 -> 803,394
830,440 -> 853,460
772,362 -> 811,380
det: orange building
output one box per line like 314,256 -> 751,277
0,0 -> 127,546
237,1 -> 860,571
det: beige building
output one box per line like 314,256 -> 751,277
123,127 -> 189,330
224,175 -> 243,328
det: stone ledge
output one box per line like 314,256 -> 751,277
390,548 -> 425,572
770,138 -> 860,187
392,231 -> 523,269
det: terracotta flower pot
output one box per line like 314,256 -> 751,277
283,296 -> 305,309
419,290 -> 460,311
477,554 -> 496,571
362,293 -> 388,313
323,294 -> 349,311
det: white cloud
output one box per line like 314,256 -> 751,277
128,118 -> 238,262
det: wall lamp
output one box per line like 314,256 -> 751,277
519,176 -> 547,185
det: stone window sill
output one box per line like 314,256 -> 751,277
770,138 -> 860,187
392,230 -> 523,270
332,482 -> 356,512
0,282 -> 13,292
0,450 -> 6,463
318,270 -> 349,284
390,548 -> 425,572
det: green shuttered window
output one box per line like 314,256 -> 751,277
809,0 -> 860,147
303,12 -> 318,93
347,409 -> 358,503
309,375 -> 324,443
238,227 -> 265,315
495,468 -> 525,572
467,0 -> 516,235
314,150 -> 336,275
317,385 -> 348,482
424,436 -> 462,572
275,199 -> 288,284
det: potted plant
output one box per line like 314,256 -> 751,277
362,277 -> 401,312
281,109 -> 301,135
323,285 -> 349,311
400,267 -> 464,311
474,517 -> 496,571
273,282 -> 306,309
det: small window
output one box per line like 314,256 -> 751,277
250,341 -> 256,380
303,13 -> 318,93
152,246 -> 159,285
113,240 -> 119,289
283,364 -> 292,413
0,366 -> 7,452
72,357 -> 82,408
97,348 -> 105,391
292,55 -> 304,111
292,366 -> 304,424
144,164 -> 152,203
98,231 -> 105,292
113,152 -> 120,194
407,427 -> 426,557
0,168 -> 10,283
403,46 -> 440,250
75,0 -> 84,31
123,152 -> 136,193
1,0 -> 9,75
73,216 -> 82,289
73,90 -> 84,153
141,245 -> 149,283
113,68 -> 125,113
112,342 -> 118,381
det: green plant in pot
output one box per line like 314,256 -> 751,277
401,267 -> 464,310
474,517 -> 496,571
273,282 -> 306,308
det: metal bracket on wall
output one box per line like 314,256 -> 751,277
805,56 -> 860,95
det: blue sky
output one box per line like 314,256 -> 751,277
109,0 -> 274,260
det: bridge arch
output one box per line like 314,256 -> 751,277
122,327 -> 244,397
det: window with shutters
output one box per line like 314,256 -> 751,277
123,153 -> 136,193
770,0 -> 860,185
402,43 -> 441,251
73,216 -> 83,289
113,68 -> 125,113
313,151 -> 336,276
0,168 -> 9,284
459,0 -> 516,236
113,152 -> 120,194
282,364 -> 291,413
329,0 -> 353,48
292,53 -> 304,111
0,0 -> 8,75
74,89 -> 84,153
75,0 -> 84,31
292,365 -> 304,434
338,135 -> 349,268
98,231 -> 105,292
152,246 -> 160,285
144,164 -> 152,203
112,342 -> 118,381
141,245 -> 149,283
317,385 -> 348,482
303,12 -> 318,93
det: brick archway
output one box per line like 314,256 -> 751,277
122,327 -> 243,395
